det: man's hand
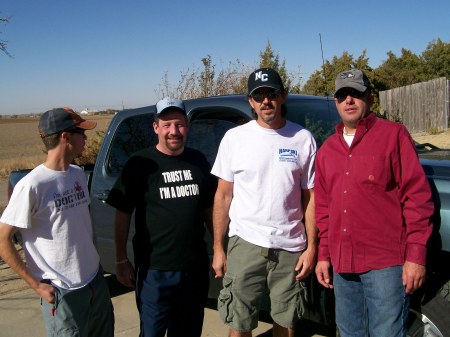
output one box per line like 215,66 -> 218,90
116,261 -> 135,288
295,246 -> 317,280
212,248 -> 227,279
35,282 -> 56,304
315,260 -> 333,288
403,261 -> 426,294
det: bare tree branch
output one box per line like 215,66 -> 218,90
0,14 -> 13,57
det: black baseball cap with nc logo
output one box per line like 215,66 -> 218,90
247,67 -> 285,95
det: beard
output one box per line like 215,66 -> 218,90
258,103 -> 277,124
164,136 -> 185,152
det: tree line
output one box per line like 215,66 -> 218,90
1,13 -> 447,113
157,39 -> 449,113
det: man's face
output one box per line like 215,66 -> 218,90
65,127 -> 87,158
334,88 -> 373,129
248,88 -> 287,128
153,110 -> 188,156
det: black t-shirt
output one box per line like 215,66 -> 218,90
107,146 -> 217,271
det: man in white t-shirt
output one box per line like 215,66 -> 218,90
211,68 -> 317,337
0,107 -> 114,337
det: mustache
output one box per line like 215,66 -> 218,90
261,103 -> 274,109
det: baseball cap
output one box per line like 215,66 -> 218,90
247,67 -> 285,95
335,69 -> 371,95
156,97 -> 186,116
38,107 -> 97,138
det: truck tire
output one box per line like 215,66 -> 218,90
408,281 -> 450,337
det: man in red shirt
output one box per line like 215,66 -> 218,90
314,69 -> 434,337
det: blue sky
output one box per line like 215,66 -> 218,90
1,0 -> 449,115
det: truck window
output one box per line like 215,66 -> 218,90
186,119 -> 239,165
107,114 -> 157,175
285,98 -> 339,147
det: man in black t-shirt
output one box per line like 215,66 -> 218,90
107,97 -> 217,337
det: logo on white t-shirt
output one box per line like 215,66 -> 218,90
54,181 -> 88,212
278,148 -> 298,163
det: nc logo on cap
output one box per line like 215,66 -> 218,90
255,71 -> 269,82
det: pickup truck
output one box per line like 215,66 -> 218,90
7,94 -> 450,336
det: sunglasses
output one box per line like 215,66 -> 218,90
68,127 -> 86,136
250,90 -> 280,103
335,88 -> 368,100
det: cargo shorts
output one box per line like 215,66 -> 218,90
217,236 -> 307,332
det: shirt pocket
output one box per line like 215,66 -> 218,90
354,155 -> 390,192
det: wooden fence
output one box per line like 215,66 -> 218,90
379,77 -> 449,134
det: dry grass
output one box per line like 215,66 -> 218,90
412,130 -> 450,149
0,115 -> 112,180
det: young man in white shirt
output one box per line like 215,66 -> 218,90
0,107 -> 114,337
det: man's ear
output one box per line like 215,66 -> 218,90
60,131 -> 70,141
247,96 -> 256,111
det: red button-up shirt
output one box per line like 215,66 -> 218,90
315,113 -> 433,273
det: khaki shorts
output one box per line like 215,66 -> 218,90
217,236 -> 307,332
41,267 -> 114,337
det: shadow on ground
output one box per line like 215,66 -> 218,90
105,274 -> 135,298
104,275 -> 335,337
205,299 -> 335,337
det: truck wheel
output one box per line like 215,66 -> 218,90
408,281 -> 450,337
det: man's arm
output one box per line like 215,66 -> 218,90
203,207 -> 213,238
314,152 -> 334,287
212,178 -> 233,278
0,222 -> 55,302
397,128 -> 434,293
295,188 -> 318,280
114,209 -> 135,288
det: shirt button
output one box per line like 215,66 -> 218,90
344,190 -> 347,194
349,154 -> 352,158
344,209 -> 347,213
343,228 -> 347,232
345,171 -> 349,175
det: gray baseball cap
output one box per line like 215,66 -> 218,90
38,107 -> 96,138
335,69 -> 370,94
156,97 -> 186,116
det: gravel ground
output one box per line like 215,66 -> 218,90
0,244 -> 28,294
412,130 -> 450,149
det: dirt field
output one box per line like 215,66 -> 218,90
0,115 -> 113,178
412,130 -> 450,149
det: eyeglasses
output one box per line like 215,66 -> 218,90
250,90 -> 280,103
335,88 -> 368,101
68,128 -> 86,136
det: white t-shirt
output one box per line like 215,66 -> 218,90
1,164 -> 99,289
211,120 -> 316,251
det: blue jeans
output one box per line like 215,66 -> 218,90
136,267 -> 209,337
333,266 -> 410,337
